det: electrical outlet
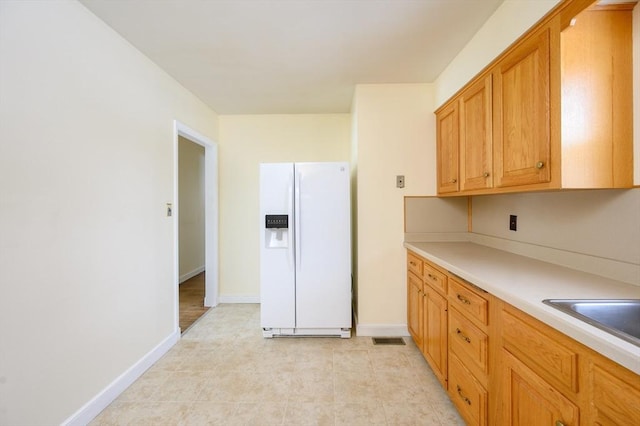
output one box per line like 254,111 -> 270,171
396,175 -> 405,188
509,215 -> 517,231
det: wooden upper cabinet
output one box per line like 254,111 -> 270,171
460,75 -> 493,192
433,0 -> 635,196
560,4 -> 634,188
493,25 -> 552,188
436,101 -> 460,194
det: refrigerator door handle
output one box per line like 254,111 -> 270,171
288,172 -> 294,269
295,168 -> 301,269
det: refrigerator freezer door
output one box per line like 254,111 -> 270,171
294,162 -> 352,329
260,163 -> 295,328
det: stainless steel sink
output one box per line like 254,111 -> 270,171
542,299 -> 640,347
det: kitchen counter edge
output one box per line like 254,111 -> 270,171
404,241 -> 640,375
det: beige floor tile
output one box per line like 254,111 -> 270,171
333,349 -> 372,373
234,402 -> 287,425
293,348 -> 334,372
180,401 -> 237,425
382,402 -> 444,425
148,370 -> 212,402
198,370 -> 253,402
117,370 -> 172,402
334,402 -> 387,425
288,370 -> 335,403
283,402 -> 335,426
333,370 -> 379,403
138,401 -> 192,425
90,304 -> 462,425
369,347 -> 413,371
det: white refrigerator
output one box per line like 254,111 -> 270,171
260,162 -> 352,338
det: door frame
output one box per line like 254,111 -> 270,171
173,120 -> 219,333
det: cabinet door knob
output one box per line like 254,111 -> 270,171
483,172 -> 490,178
452,178 -> 457,183
536,161 -> 545,169
555,421 -> 565,426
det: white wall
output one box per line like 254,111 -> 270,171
471,189 -> 640,285
178,137 -> 206,281
352,84 -> 435,332
404,197 -> 469,235
217,114 -> 351,301
434,0 -> 560,106
0,2 -> 218,424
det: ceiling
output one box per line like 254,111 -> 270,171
80,0 -> 504,114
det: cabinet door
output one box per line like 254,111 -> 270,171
501,349 -> 579,426
493,25 -> 551,188
460,75 -> 493,191
588,358 -> 640,425
423,286 -> 448,388
561,6 -> 634,188
436,101 -> 460,194
407,271 -> 424,349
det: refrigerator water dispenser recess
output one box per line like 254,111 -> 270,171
265,214 -> 289,248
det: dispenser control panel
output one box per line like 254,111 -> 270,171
265,214 -> 288,229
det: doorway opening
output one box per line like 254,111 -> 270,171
173,121 -> 218,334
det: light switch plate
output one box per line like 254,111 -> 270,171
396,175 -> 405,188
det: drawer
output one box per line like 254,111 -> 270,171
502,308 -> 579,394
449,353 -> 488,426
423,262 -> 447,294
448,278 -> 489,326
407,252 -> 423,277
449,307 -> 488,378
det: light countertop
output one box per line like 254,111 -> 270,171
404,241 -> 640,375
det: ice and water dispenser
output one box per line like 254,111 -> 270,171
265,214 -> 289,248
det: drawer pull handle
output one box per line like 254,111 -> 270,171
456,294 -> 471,305
427,273 -> 438,281
456,385 -> 471,405
555,421 -> 565,426
409,261 -> 416,266
456,328 -> 471,343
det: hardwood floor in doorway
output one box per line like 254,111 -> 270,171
179,272 -> 209,333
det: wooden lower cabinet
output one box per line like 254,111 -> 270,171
587,356 -> 640,425
406,251 -> 448,389
407,270 -> 423,349
406,250 -> 640,425
423,285 -> 448,386
501,348 -> 580,426
449,353 -> 488,426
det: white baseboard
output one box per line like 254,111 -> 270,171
179,266 -> 205,284
218,295 -> 260,304
61,329 -> 180,426
355,323 -> 410,337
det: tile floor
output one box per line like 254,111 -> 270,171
91,304 -> 464,425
